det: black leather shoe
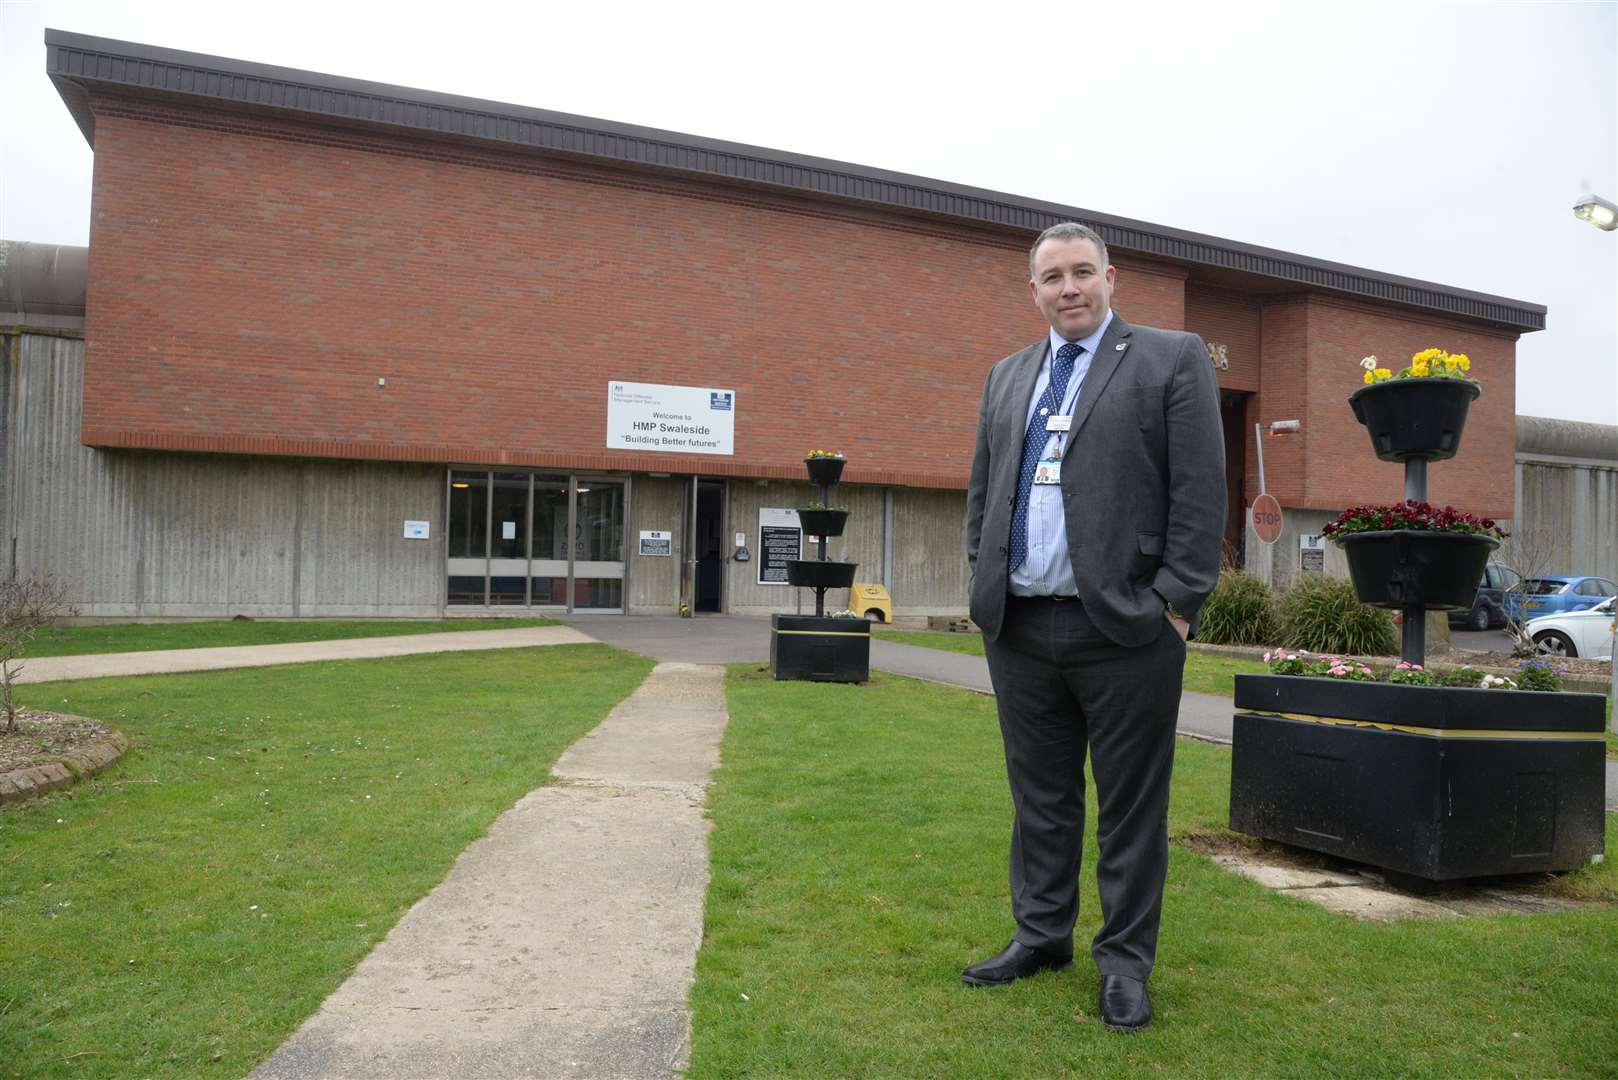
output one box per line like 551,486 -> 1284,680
1099,974 -> 1152,1032
960,940 -> 1073,986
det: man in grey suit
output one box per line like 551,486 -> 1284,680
962,222 -> 1226,1032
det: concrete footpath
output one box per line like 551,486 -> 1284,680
16,626 -> 594,683
252,661 -> 727,1079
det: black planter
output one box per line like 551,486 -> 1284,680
797,508 -> 849,538
804,456 -> 846,486
770,614 -> 870,682
1228,675 -> 1606,880
1349,377 -> 1481,462
1338,530 -> 1498,610
786,559 -> 857,589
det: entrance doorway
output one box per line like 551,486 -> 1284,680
1219,391 -> 1250,567
694,479 -> 726,613
446,469 -> 627,612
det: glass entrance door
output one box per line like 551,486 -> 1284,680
572,479 -> 625,610
446,470 -> 626,612
529,477 -> 569,606
489,472 -> 531,605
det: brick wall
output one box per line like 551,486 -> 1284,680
1300,299 -> 1517,520
1186,284 -> 1261,393
79,94 -> 1518,512
81,100 -> 1186,490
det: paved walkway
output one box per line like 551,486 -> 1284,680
252,662 -> 727,1079
16,627 -> 594,684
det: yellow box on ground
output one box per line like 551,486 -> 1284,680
850,583 -> 891,623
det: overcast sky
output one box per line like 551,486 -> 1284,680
3,0 -> 1614,425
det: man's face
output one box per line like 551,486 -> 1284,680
1029,236 -> 1115,341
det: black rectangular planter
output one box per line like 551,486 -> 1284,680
770,614 -> 870,683
1229,675 -> 1606,881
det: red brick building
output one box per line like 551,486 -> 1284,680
12,30 -> 1543,618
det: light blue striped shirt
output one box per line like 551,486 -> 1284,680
1009,311 -> 1113,597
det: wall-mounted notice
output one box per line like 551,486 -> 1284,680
1299,533 -> 1325,573
639,530 -> 673,557
606,381 -> 735,455
758,508 -> 802,586
404,520 -> 430,540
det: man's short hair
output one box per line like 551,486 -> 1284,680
1029,222 -> 1109,278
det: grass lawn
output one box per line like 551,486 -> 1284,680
0,644 -> 651,1079
876,630 -> 1618,758
25,617 -> 560,658
689,667 -> 1617,1078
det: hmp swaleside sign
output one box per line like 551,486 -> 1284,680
606,381 -> 735,455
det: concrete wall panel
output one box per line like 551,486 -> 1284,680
891,487 -> 971,613
1510,461 -> 1617,580
627,475 -> 686,615
4,335 -> 442,617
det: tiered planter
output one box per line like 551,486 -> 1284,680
771,456 -> 869,683
1348,377 -> 1480,462
1337,530 -> 1497,610
1229,376 -> 1606,880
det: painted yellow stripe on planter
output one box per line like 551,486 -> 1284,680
1240,710 -> 1605,741
774,630 -> 869,637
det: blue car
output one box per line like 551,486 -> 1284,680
1504,575 -> 1618,623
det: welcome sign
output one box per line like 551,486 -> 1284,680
606,381 -> 736,455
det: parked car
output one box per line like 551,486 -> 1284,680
1526,597 -> 1616,660
1503,575 -> 1618,623
1447,560 -> 1520,631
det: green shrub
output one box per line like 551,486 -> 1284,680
1516,658 -> 1563,692
1195,569 -> 1278,645
1387,661 -> 1438,686
1276,573 -> 1398,656
1439,665 -> 1486,688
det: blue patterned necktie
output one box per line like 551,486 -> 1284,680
1007,342 -> 1080,574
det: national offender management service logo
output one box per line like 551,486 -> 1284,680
709,392 -> 733,411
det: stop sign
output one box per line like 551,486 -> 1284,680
1251,494 -> 1283,544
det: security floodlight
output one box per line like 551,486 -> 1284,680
1572,194 -> 1617,231
1268,419 -> 1301,436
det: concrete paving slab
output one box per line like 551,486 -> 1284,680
251,662 -> 726,1080
17,627 -> 595,684
1209,855 -> 1374,890
1287,885 -> 1462,921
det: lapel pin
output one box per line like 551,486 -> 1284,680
1115,343 -> 1127,351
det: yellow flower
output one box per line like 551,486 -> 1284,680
1412,348 -> 1444,365
1453,354 -> 1470,371
1364,371 -> 1375,384
1375,368 -> 1391,380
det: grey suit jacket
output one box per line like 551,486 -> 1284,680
965,314 -> 1227,647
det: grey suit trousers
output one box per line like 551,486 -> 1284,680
983,594 -> 1185,982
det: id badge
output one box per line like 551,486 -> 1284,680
1045,415 -> 1072,432
1033,458 -> 1061,485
